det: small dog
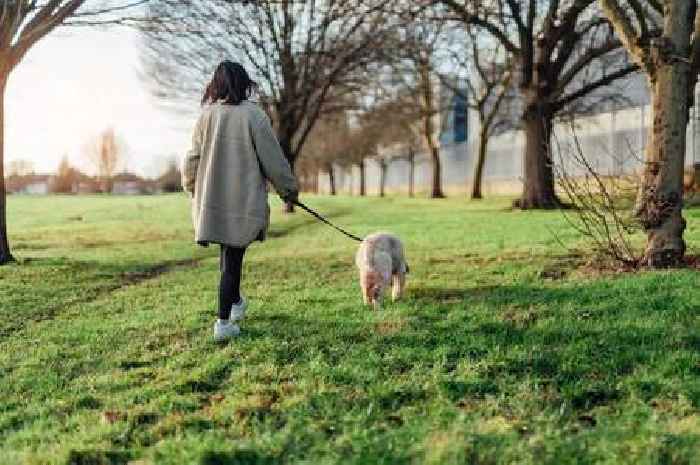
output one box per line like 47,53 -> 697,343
355,232 -> 408,309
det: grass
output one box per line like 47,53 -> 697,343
1,194 -> 699,465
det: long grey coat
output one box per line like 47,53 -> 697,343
181,101 -> 298,247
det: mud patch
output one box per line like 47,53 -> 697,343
375,318 -> 407,335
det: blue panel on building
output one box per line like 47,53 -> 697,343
453,93 -> 467,143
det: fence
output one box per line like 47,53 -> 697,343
318,103 -> 700,197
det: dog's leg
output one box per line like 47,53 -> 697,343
392,273 -> 406,301
373,292 -> 382,311
360,273 -> 370,305
391,274 -> 401,301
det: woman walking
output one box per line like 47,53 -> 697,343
182,61 -> 298,342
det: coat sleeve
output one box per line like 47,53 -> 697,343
250,109 -> 299,201
181,114 -> 204,196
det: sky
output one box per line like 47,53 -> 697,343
5,26 -> 198,178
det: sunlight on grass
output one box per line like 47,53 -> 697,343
1,194 -> 699,464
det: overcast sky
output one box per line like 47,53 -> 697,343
5,26 -> 198,178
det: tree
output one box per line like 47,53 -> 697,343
378,156 -> 388,197
302,113 -> 355,196
7,159 -> 35,177
418,57 -> 445,198
349,89 -> 422,196
389,12 -> 448,198
439,26 -> 517,199
435,0 -> 639,209
51,155 -> 81,193
375,99 -> 422,198
157,158 -> 182,193
599,0 -> 700,267
345,105 -> 402,197
0,0 -> 144,265
142,0 -> 393,211
83,127 -> 124,194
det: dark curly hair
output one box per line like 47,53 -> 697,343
202,61 -> 257,106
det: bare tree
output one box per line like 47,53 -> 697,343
434,0 -> 639,209
51,155 -> 82,193
419,57 -> 445,198
7,159 -> 35,177
439,25 -> 517,200
347,116 -> 377,197
141,0 -> 394,211
599,0 -> 700,267
408,146 -> 416,197
349,87 -> 423,196
303,113 -> 355,196
83,127 -> 124,193
157,157 -> 182,193
389,14 -> 449,198
0,0 -> 145,264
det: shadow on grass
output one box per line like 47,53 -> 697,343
201,449 -> 277,465
250,280 -> 699,412
0,256 -> 207,340
65,449 -> 132,465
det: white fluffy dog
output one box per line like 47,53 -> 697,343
355,232 -> 408,309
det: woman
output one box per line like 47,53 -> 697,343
182,61 -> 298,342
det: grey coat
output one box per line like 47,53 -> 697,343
182,101 -> 298,247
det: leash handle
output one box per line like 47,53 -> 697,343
293,200 -> 364,242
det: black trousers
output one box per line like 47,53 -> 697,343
219,245 -> 247,320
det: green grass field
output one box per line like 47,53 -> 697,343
1,194 -> 699,465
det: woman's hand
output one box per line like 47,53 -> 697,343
284,191 -> 299,204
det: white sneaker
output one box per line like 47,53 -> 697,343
214,319 -> 240,342
230,296 -> 248,322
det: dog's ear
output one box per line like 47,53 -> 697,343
405,263 -> 410,274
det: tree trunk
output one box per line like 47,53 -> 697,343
379,161 -> 386,197
428,144 -> 444,198
326,163 -> 336,195
515,102 -> 561,209
408,148 -> 415,198
0,74 -> 13,265
423,104 -> 444,198
359,159 -> 366,196
635,43 -> 689,267
471,128 -> 489,200
419,61 -> 444,199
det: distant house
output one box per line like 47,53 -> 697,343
112,172 -> 157,195
6,174 -> 52,194
74,177 -> 101,194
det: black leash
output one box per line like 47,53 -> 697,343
293,200 -> 364,242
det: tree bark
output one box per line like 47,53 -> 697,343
408,148 -> 415,198
419,61 -> 444,199
326,163 -> 336,195
635,41 -> 689,267
379,160 -> 387,197
515,100 -> 561,209
471,127 -> 489,200
0,73 -> 13,265
428,143 -> 444,198
359,159 -> 366,196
